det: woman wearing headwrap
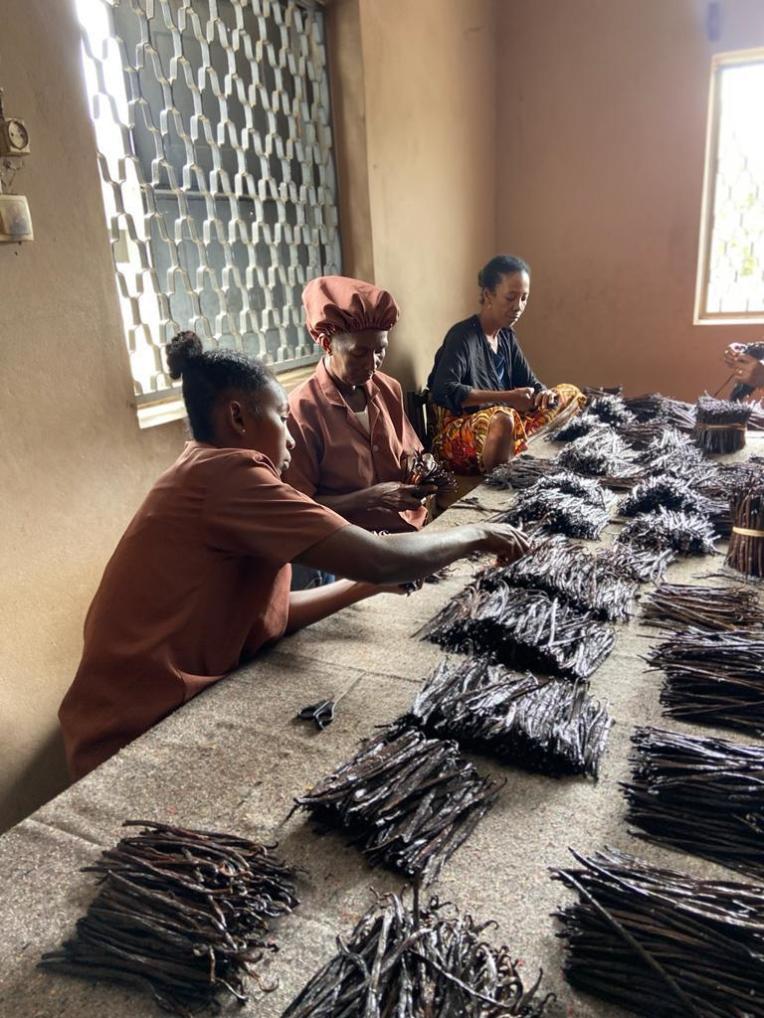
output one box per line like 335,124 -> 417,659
428,254 -> 585,473
286,275 -> 434,534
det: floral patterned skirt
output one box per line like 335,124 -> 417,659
432,383 -> 585,474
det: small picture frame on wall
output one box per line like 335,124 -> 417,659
0,194 -> 33,242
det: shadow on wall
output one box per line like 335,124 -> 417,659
2,729 -> 69,835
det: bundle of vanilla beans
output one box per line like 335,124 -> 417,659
648,629 -> 764,735
636,427 -> 716,482
283,892 -> 554,1018
39,821 -> 298,1014
552,847 -> 764,1017
727,473 -> 764,577
694,393 -> 752,454
641,581 -> 764,631
485,453 -> 558,490
607,542 -> 677,582
292,726 -> 498,883
489,535 -> 637,621
407,658 -> 612,778
497,473 -> 611,539
623,392 -> 697,431
557,427 -> 639,477
616,507 -> 717,555
586,393 -> 637,427
618,475 -> 731,536
624,726 -> 764,878
551,413 -> 605,443
406,450 -> 457,492
418,582 -> 615,679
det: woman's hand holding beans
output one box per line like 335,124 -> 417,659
730,352 -> 764,389
365,481 -> 438,510
500,387 -> 535,412
472,522 -> 531,563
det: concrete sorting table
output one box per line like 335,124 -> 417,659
1,434 -> 762,1018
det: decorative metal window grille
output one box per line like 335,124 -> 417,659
696,49 -> 764,323
76,0 -> 340,424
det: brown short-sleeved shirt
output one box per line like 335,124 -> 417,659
59,442 -> 347,780
285,360 -> 426,533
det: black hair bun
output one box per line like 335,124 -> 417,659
166,331 -> 203,380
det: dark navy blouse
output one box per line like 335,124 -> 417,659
427,314 -> 542,415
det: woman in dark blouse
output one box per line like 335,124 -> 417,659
428,254 -> 584,472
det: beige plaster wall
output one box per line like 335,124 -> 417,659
355,0 -> 498,391
495,0 -> 764,401
0,0 -> 185,830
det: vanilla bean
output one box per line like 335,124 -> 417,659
727,472 -> 764,578
641,582 -> 764,632
693,394 -> 752,455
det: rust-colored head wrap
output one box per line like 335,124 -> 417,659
302,275 -> 400,351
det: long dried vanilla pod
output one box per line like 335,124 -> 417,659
624,726 -> 764,878
749,400 -> 764,431
556,427 -> 640,477
293,726 -> 498,883
484,453 -> 559,490
727,473 -> 764,578
492,535 -> 637,621
40,821 -> 298,1014
418,582 -> 615,679
408,658 -> 611,778
282,892 -> 553,1018
616,507 -> 717,555
641,582 -> 764,631
649,628 -> 764,735
552,846 -> 764,1018
693,394 -> 752,454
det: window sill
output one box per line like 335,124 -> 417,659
136,364 -> 319,430
694,315 -> 764,327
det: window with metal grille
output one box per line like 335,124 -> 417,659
76,0 -> 340,426
695,48 -> 764,325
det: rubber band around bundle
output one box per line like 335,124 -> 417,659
732,526 -> 764,538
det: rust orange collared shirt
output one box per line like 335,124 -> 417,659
59,441 -> 347,780
285,360 -> 426,533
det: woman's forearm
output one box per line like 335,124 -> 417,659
285,579 -> 377,634
461,388 -> 525,408
314,490 -> 368,513
296,524 -> 486,585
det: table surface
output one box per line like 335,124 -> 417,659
1,434 -> 763,1018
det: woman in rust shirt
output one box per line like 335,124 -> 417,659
59,333 -> 529,779
286,276 -> 433,534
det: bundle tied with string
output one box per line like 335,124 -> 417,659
693,394 -> 752,454
727,472 -> 764,577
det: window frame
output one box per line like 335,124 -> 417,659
77,0 -> 339,428
694,46 -> 764,326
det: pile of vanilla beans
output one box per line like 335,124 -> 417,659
642,581 -> 764,631
552,847 -> 764,1018
648,628 -> 764,735
727,471 -> 764,577
406,657 -> 612,778
496,471 -> 612,539
39,821 -> 299,1015
624,726 -> 764,878
418,580 -> 615,679
283,892 -> 554,1018
694,393 -> 752,454
292,726 -> 499,883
